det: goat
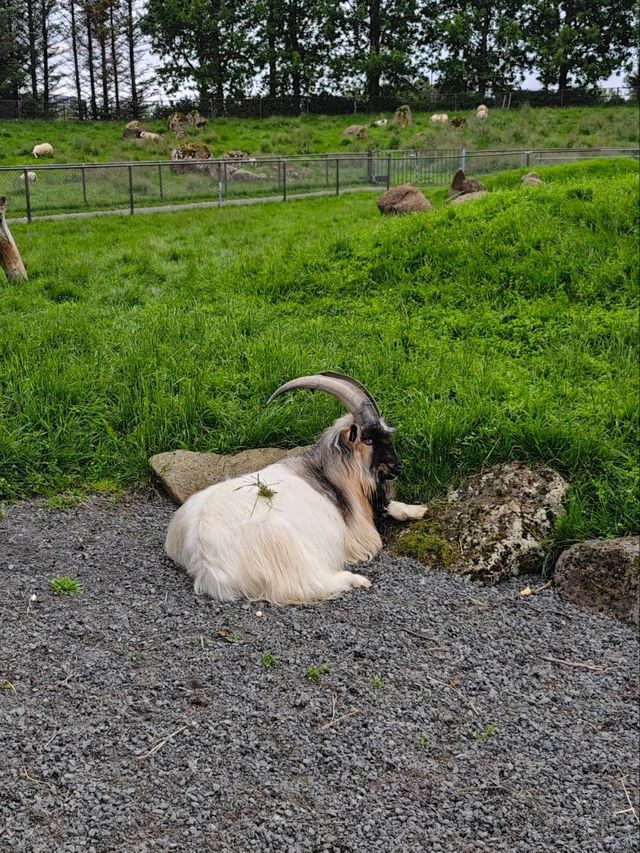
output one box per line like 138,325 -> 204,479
430,113 -> 449,125
32,143 -> 53,158
476,105 -> 488,120
165,372 -> 427,604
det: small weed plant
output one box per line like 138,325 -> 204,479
470,722 -> 498,743
261,651 -> 280,669
50,576 -> 82,596
371,674 -> 384,689
306,661 -> 331,682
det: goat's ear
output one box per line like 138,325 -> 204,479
338,422 -> 359,449
348,424 -> 358,443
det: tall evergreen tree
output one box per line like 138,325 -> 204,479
0,0 -> 26,99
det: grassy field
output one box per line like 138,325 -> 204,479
0,158 -> 638,545
0,106 -> 638,166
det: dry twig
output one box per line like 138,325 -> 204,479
136,724 -> 189,760
615,776 -> 640,824
319,690 -> 361,731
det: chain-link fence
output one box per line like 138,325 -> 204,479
1,87 -> 637,120
1,147 -> 638,222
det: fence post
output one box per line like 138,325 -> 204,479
335,158 -> 340,195
128,164 -> 134,214
386,154 -> 391,190
23,169 -> 32,223
283,160 -> 287,201
460,147 -> 466,171
367,148 -> 373,182
81,165 -> 87,205
324,155 -> 329,187
158,163 -> 164,199
526,151 -> 531,167
217,162 -> 223,207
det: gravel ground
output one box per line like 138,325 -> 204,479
1,490 -> 638,853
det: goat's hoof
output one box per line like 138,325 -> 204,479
350,573 -> 372,589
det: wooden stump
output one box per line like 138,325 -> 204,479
0,196 -> 28,283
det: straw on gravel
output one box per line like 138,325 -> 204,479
1,491 -> 638,853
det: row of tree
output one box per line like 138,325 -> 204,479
0,0 -> 637,113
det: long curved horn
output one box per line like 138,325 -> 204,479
267,372 -> 380,424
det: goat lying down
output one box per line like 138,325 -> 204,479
165,372 -> 426,603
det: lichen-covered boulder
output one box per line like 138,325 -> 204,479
377,183 -> 432,216
522,171 -> 543,186
393,105 -> 413,128
170,141 -> 213,174
342,124 -> 368,139
168,111 -> 189,136
450,116 -> 468,129
150,447 -> 310,504
390,462 -> 569,584
230,168 -> 268,182
450,190 -> 488,205
186,109 -> 207,130
223,150 -> 250,160
122,120 -> 145,140
554,538 -> 639,628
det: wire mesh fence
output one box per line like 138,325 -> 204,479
1,147 -> 637,222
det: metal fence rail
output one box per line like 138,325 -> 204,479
1,147 -> 637,223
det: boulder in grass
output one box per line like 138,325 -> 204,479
168,111 -> 189,137
450,116 -> 468,129
390,462 -> 569,584
150,447 -> 310,505
377,183 -> 433,216
186,109 -> 207,130
522,171 -> 543,186
554,538 -> 639,629
450,190 -> 488,205
122,120 -> 145,140
342,124 -> 368,139
170,141 -> 213,174
393,105 -> 413,129
449,168 -> 487,198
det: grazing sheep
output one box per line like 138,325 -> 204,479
165,372 -> 427,604
18,171 -> 37,184
430,113 -> 449,125
139,131 -> 163,142
32,143 -> 53,158
476,105 -> 488,120
373,119 -> 388,127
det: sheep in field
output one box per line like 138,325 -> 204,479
18,171 -> 37,183
430,113 -> 449,125
139,131 -> 163,142
165,372 -> 427,604
32,143 -> 53,158
476,105 -> 489,120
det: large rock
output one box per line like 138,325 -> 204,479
168,111 -> 189,137
342,124 -> 368,139
122,120 -> 145,140
150,447 -> 310,505
230,168 -> 268,182
186,109 -> 207,130
450,116 -> 468,129
522,171 -> 543,186
393,105 -> 413,129
555,538 -> 639,628
450,190 -> 488,205
377,183 -> 432,216
391,462 -> 569,584
170,142 -> 213,174
449,168 -> 487,198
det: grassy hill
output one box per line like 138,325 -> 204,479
0,106 -> 638,166
0,158 -> 638,544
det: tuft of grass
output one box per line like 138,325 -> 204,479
306,661 -> 331,682
261,651 -> 280,669
45,491 -> 87,510
470,722 -> 498,743
370,674 -> 384,689
49,576 -> 82,596
418,734 -> 429,749
226,631 -> 241,644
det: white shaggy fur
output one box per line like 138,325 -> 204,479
476,105 -> 488,120
32,143 -> 53,158
430,113 -> 449,124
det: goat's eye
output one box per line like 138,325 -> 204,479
363,438 -> 373,446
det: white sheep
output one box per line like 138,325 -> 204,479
139,131 -> 163,142
18,171 -> 37,183
476,105 -> 488,120
32,143 -> 53,158
430,113 -> 449,125
165,372 -> 427,604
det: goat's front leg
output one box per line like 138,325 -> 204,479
385,500 -> 427,521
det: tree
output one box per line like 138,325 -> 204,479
141,0 -> 254,109
0,0 -> 26,99
421,0 -> 526,99
327,0 -> 420,104
525,0 -> 637,91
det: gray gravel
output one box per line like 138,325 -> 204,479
1,490 -> 638,853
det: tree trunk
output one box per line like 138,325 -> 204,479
26,0 -> 39,101
478,8 -> 490,101
267,0 -> 277,97
126,0 -> 138,117
0,197 -> 28,283
367,0 -> 381,106
109,1 -> 120,115
86,5 -> 99,119
558,63 -> 570,91
41,0 -> 49,112
70,0 -> 84,119
98,18 -> 110,117
286,1 -> 301,108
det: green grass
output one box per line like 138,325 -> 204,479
0,106 -> 637,166
49,576 -> 82,595
261,651 -> 280,669
0,159 -> 638,545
